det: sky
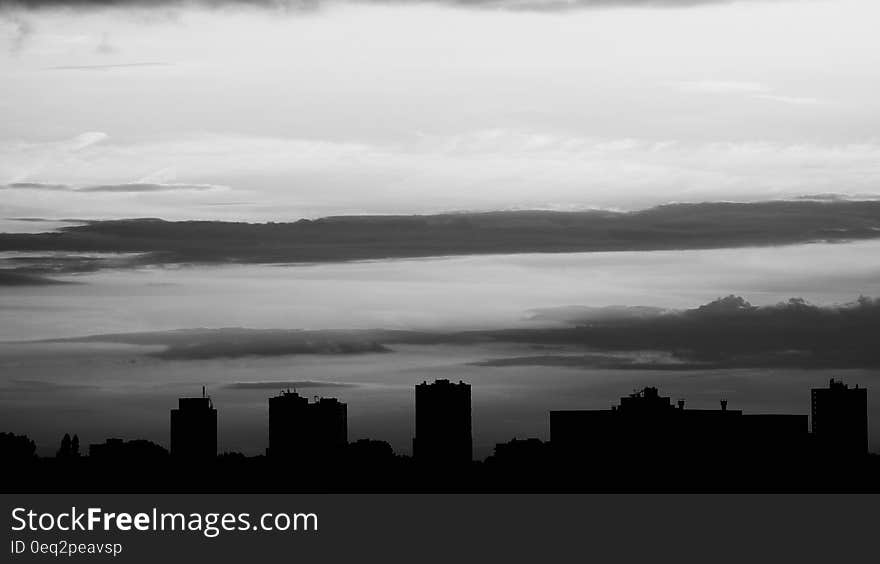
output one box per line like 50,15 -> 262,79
3,0 -> 880,459
2,0 -> 880,222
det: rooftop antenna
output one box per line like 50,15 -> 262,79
202,385 -> 205,399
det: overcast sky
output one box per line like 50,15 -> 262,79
2,0 -> 880,221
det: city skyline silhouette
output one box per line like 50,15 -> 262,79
3,377 -> 875,493
4,0 -> 880,501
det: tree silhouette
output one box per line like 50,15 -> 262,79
0,432 -> 36,462
57,433 -> 72,458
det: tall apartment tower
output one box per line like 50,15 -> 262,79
413,379 -> 472,466
811,379 -> 868,457
268,390 -> 347,462
170,387 -> 217,461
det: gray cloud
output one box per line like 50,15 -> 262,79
4,200 -> 880,268
0,270 -> 75,286
78,182 -> 219,192
0,379 -> 98,392
29,295 -> 880,369
42,328 -> 394,359
3,182 -> 69,190
2,181 -> 221,192
481,295 -> 880,369
0,0 -> 761,14
3,13 -> 31,51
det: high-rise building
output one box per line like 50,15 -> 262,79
413,379 -> 472,466
170,387 -> 217,461
811,379 -> 868,457
268,390 -> 347,462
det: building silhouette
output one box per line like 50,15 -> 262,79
170,387 -> 217,461
811,378 -> 868,457
268,390 -> 347,462
2,379 -> 879,492
413,379 -> 472,466
550,387 -> 808,464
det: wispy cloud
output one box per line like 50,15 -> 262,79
63,131 -> 108,151
678,80 -> 770,94
45,61 -> 171,71
676,79 -> 825,107
754,94 -> 823,106
1,181 -> 223,192
5,130 -> 880,219
80,182 -> 221,192
3,181 -> 69,190
1,12 -> 32,52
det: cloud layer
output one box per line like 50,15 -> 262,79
46,328 -> 393,359
478,295 -> 880,369
3,0 -> 878,222
4,201 -> 880,272
0,0 -> 756,13
34,295 -> 880,369
5,130 -> 880,221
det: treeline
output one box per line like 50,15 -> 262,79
4,431 -> 880,493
